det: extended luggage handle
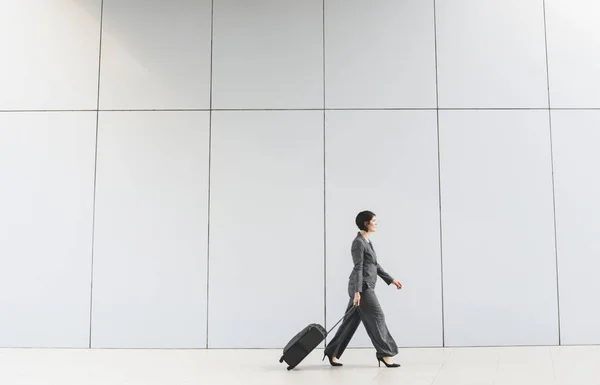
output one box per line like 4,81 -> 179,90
326,305 -> 357,336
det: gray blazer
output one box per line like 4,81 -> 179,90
348,232 -> 395,294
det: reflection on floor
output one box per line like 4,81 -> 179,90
0,345 -> 597,384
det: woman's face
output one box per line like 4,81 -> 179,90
366,216 -> 377,232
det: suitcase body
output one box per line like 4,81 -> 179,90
279,323 -> 327,370
279,306 -> 355,370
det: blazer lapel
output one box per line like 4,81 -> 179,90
368,241 -> 377,263
356,232 -> 377,263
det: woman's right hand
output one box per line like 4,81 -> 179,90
353,292 -> 361,307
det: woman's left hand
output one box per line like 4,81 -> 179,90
392,280 -> 402,289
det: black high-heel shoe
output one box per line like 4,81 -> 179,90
323,353 -> 343,366
377,356 -> 400,368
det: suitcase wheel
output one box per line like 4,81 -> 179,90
287,366 -> 292,371
279,356 -> 284,363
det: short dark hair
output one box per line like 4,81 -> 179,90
355,210 -> 376,231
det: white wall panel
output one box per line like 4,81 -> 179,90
0,1 -> 101,110
208,111 -> 323,348
99,0 -> 212,110
436,0 -> 549,108
439,110 -> 559,346
211,0 -> 323,109
552,111 -> 600,345
546,0 -> 600,108
0,112 -> 96,347
324,0 -> 436,109
325,111 -> 442,348
3,0 -> 599,350
91,111 -> 209,348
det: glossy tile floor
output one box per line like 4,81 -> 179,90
0,346 -> 597,384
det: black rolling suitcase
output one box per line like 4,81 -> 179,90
279,306 -> 356,370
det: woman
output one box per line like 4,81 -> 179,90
323,210 -> 403,368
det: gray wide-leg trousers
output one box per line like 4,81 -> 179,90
324,288 -> 398,359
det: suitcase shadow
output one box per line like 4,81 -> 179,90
283,364 -> 376,371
